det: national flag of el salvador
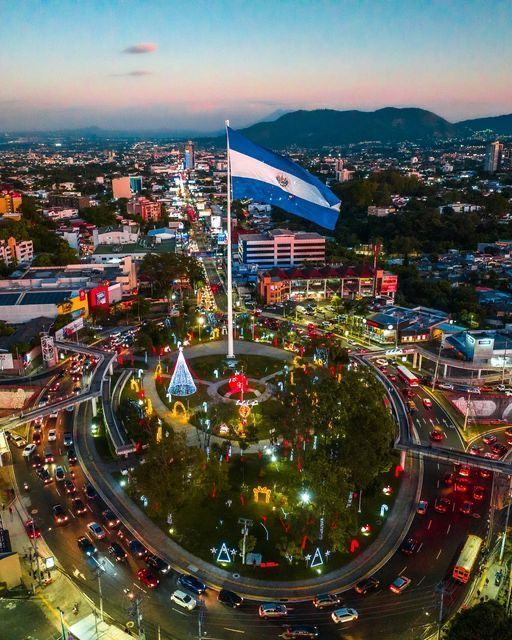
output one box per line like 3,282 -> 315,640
227,127 -> 340,231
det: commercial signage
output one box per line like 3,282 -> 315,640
55,317 -> 84,341
0,353 -> 14,370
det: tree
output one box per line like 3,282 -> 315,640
445,601 -> 512,640
139,253 -> 203,304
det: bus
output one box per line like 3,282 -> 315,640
396,365 -> 419,387
452,534 -> 483,583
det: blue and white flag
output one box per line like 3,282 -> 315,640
227,127 -> 340,231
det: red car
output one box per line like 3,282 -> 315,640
423,398 -> 433,409
434,497 -> 451,513
460,500 -> 474,516
458,465 -> 471,477
25,519 -> 41,538
469,444 -> 484,456
137,568 -> 159,590
443,472 -> 455,486
480,469 -> 491,479
483,433 -> 498,446
455,478 -> 470,493
430,429 -> 445,442
473,485 -> 485,501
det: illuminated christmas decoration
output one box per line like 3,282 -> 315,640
228,371 -> 249,398
170,400 -> 190,422
154,362 -> 163,381
349,538 -> 360,553
145,398 -> 153,417
310,548 -> 323,568
380,503 -> 389,518
383,485 -> 393,495
253,486 -> 271,504
216,543 -> 232,563
360,523 -> 371,536
167,347 -> 196,397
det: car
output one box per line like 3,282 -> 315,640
52,504 -> 69,524
458,465 -> 471,477
77,536 -> 97,556
218,589 -> 243,608
430,428 -> 445,442
435,497 -> 451,513
417,500 -> 428,515
469,444 -> 484,456
473,485 -> 485,501
47,429 -> 57,442
390,575 -> 412,594
85,484 -> 98,500
9,432 -> 28,448
437,382 -> 454,391
375,359 -> 388,367
460,500 -> 474,516
455,478 -> 471,493
443,472 -> 455,486
145,554 -> 171,575
31,454 -> 43,469
87,522 -> 106,540
108,541 -> 127,562
177,574 -> 206,595
32,432 -> 42,446
22,444 -> 37,459
63,432 -> 73,447
331,607 -> 359,624
136,568 -> 159,589
312,593 -> 342,609
102,509 -> 120,529
37,467 -> 52,484
491,443 -> 508,458
495,569 -> 504,587
64,479 -> 76,494
504,427 -> 512,438
54,466 -> 65,482
422,398 -> 433,409
403,388 -> 415,398
258,603 -> 288,618
284,625 -> 319,639
354,576 -> 380,595
171,589 -> 196,610
72,497 -> 87,515
483,433 -> 498,445
128,539 -> 148,557
67,448 -> 77,465
43,448 -> 54,464
25,519 -> 41,538
480,468 -> 491,479
400,538 -> 418,555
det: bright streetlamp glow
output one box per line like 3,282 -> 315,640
300,490 -> 312,504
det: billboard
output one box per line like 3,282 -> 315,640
55,317 -> 84,341
0,353 -> 14,370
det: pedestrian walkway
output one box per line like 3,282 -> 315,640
471,553 -> 509,605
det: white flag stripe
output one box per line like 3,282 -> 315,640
229,149 -> 336,209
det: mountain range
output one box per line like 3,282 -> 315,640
205,107 -> 512,148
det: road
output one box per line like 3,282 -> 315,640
8,354 -> 499,640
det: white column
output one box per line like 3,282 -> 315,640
91,397 -> 98,417
226,122 -> 235,360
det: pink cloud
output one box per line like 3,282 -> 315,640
122,42 -> 157,54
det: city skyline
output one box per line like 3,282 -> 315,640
1,0 -> 511,132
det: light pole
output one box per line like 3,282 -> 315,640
251,315 -> 255,341
499,475 -> 512,564
57,607 -> 67,640
197,316 -> 204,342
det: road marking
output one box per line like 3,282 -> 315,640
68,509 -> 75,518
417,542 -> 424,553
399,565 -> 408,574
452,502 -> 456,512
437,480 -> 440,488
55,487 -> 61,496
171,607 -> 188,616
427,519 -> 432,530
437,462 -> 440,471
436,549 -> 442,559
223,629 -> 245,634
418,575 -> 426,586
446,524 -> 451,535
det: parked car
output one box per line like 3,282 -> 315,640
25,519 -> 41,538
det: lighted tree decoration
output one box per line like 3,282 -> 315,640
167,346 -> 197,399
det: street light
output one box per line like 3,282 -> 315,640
197,316 -> 205,342
300,490 -> 312,504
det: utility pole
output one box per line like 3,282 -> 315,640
499,475 -> 512,564
198,594 -> 205,640
432,339 -> 443,390
437,584 -> 445,640
98,571 -> 103,621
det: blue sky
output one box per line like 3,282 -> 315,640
0,0 -> 511,131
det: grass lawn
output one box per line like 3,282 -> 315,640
132,451 -> 401,581
155,379 -> 211,409
185,354 -> 285,382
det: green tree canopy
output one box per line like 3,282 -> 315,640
445,601 -> 512,640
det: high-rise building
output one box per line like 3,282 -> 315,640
0,237 -> 33,266
184,140 -> 195,170
238,229 -> 326,267
127,197 -> 162,221
112,176 -> 143,199
0,191 -> 22,215
484,141 -> 503,174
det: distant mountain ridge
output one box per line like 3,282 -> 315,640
204,107 -> 512,148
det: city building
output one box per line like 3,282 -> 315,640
238,229 -> 326,267
363,306 -> 448,345
257,264 -> 397,304
484,141 -> 503,174
0,288 -> 88,324
91,236 -> 175,263
48,193 -> 90,210
368,205 -> 397,217
0,190 -> 22,215
185,140 -> 195,170
0,238 -> 33,267
112,176 -> 143,199
92,223 -> 139,249
439,202 -> 482,214
127,197 -> 162,221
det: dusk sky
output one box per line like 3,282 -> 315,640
1,0 -> 511,132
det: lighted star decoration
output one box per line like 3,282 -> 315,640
325,550 -> 332,557
305,554 -> 312,562
230,548 -> 238,558
210,547 -> 217,555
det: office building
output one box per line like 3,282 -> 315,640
112,176 -> 143,199
0,191 -> 22,215
484,141 -> 503,174
0,238 -> 33,267
48,193 -> 90,210
127,197 -> 162,221
185,140 -> 195,170
238,229 -> 326,267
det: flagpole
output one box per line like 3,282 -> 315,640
225,120 -> 235,360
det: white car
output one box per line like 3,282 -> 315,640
22,443 -> 37,458
87,522 -> 107,540
47,429 -> 58,442
171,589 -> 197,611
375,358 -> 388,367
331,607 -> 359,624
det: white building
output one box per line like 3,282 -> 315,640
238,229 -> 326,267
